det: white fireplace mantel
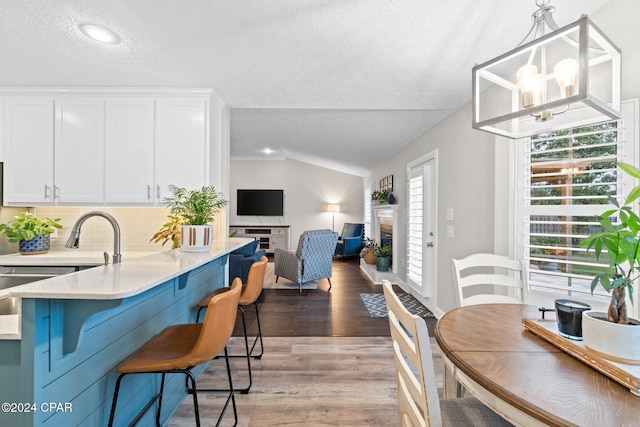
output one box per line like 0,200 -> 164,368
361,204 -> 399,284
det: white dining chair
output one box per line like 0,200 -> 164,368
452,253 -> 526,307
382,280 -> 513,426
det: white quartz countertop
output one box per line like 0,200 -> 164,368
6,238 -> 252,300
0,237 -> 253,340
0,250 -> 158,266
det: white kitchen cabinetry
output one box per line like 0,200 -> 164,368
4,97 -> 104,205
54,98 -> 105,204
105,98 -> 155,204
3,97 -> 54,204
2,90 -> 210,206
154,98 -> 209,201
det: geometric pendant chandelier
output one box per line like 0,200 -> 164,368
472,0 -> 621,139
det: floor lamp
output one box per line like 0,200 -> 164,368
326,204 -> 340,232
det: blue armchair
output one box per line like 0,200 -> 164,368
229,239 -> 267,283
334,223 -> 364,258
274,229 -> 338,292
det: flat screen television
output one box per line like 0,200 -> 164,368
237,189 -> 284,216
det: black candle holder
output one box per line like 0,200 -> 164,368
555,299 -> 591,341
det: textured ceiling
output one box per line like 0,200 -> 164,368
0,0 -> 612,176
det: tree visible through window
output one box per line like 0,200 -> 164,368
525,121 -> 622,297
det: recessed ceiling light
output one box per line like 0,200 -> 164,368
78,23 -> 121,44
261,148 -> 275,154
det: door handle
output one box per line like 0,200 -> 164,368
427,242 -> 434,247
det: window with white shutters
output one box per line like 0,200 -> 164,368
364,182 -> 372,240
524,121 -> 624,298
407,165 -> 424,288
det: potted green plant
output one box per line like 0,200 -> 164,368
581,162 -> 640,362
359,237 -> 376,264
150,215 -> 184,249
375,243 -> 392,272
371,189 -> 389,205
0,212 -> 62,255
162,185 -> 228,252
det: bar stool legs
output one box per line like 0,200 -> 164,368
196,257 -> 268,395
186,348 -> 238,427
199,300 -> 264,394
108,350 -> 237,427
108,281 -> 242,427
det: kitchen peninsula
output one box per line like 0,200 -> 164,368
0,237 -> 252,427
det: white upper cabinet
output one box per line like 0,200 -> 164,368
3,97 -> 55,204
54,98 -> 105,204
4,96 -> 104,205
154,97 -> 209,201
105,98 -> 155,204
1,90 -> 211,206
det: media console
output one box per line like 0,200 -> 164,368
229,225 -> 290,253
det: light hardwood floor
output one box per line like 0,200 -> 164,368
168,337 -> 444,426
168,259 -> 442,426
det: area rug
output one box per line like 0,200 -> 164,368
360,292 -> 435,318
262,262 -> 318,290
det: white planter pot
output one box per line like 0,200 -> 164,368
180,225 -> 213,252
582,310 -> 640,364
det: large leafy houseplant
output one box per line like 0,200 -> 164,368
158,185 -> 228,252
164,185 -> 228,225
581,162 -> 640,324
0,212 -> 61,242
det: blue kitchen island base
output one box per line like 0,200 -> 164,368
2,255 -> 229,427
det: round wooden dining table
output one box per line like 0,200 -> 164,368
435,304 -> 640,427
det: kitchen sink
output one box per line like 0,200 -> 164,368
0,296 -> 19,315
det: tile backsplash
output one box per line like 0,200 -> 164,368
29,206 -> 174,253
0,206 -> 228,255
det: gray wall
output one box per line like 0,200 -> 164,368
365,0 -> 640,316
229,158 -> 364,247
364,104 -> 496,315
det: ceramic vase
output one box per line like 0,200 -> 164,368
582,310 -> 640,364
376,256 -> 390,272
19,235 -> 50,255
180,225 -> 213,252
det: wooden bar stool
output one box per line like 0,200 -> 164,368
108,280 -> 242,427
196,255 -> 268,394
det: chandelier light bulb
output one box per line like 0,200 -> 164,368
517,64 -> 542,108
554,58 -> 579,98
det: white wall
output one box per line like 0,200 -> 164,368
366,0 -> 640,317
230,158 -> 363,246
209,94 -> 230,239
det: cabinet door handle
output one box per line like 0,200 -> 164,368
53,186 -> 60,200
156,185 -> 161,200
147,185 -> 152,200
44,185 -> 51,200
